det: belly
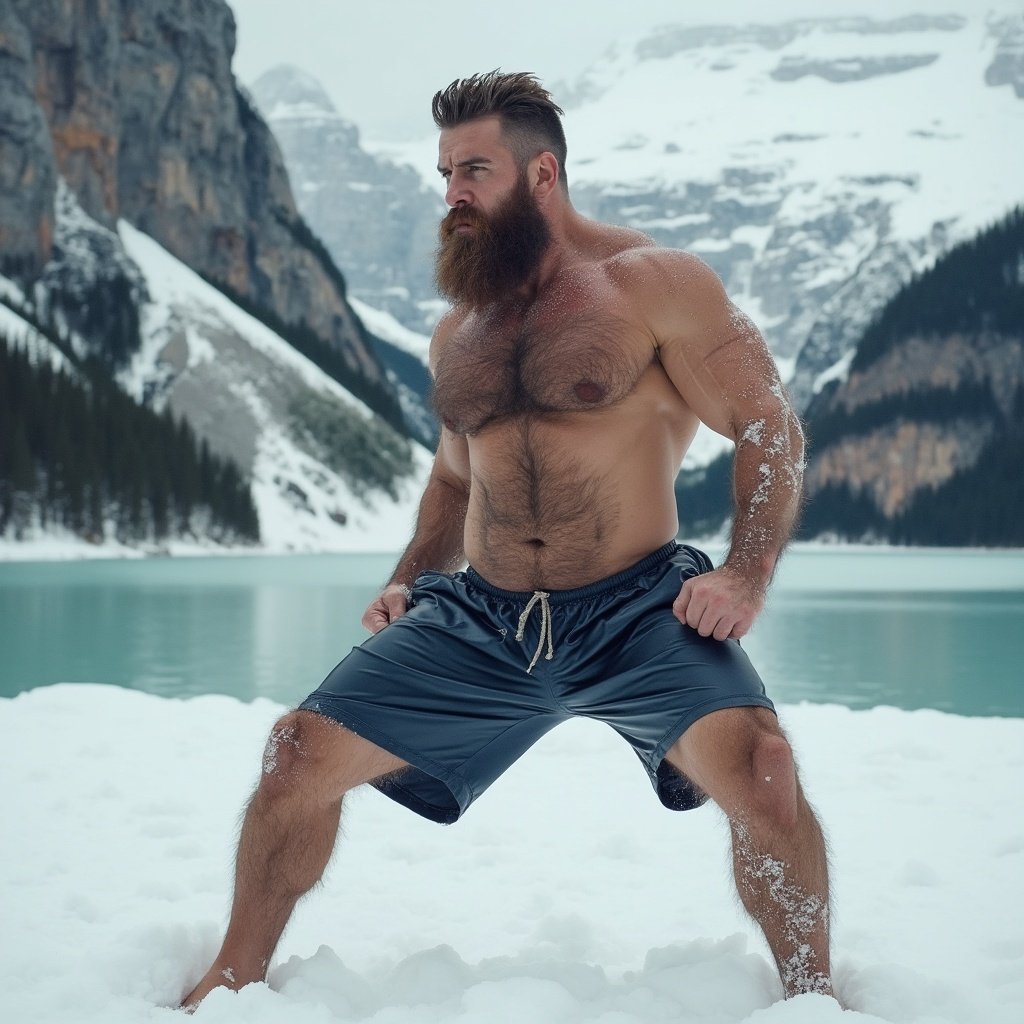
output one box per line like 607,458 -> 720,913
462,407 -> 691,591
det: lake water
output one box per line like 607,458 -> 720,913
1,546 -> 1022,717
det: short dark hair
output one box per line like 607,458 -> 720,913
432,70 -> 568,190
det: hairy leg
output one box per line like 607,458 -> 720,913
182,711 -> 407,1010
665,706 -> 832,998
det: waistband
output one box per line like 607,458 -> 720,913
465,540 -> 681,607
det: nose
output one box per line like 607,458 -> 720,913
445,178 -> 472,209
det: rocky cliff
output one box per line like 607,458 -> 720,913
0,0 -> 431,553
5,0 -> 383,387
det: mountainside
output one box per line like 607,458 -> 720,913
676,205 -> 1024,546
0,0 -> 430,554
3,0 -> 388,392
249,66 -> 445,334
799,205 -> 1024,545
571,11 -> 1022,412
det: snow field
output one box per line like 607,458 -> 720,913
2,683 -> 1022,1022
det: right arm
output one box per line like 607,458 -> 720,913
361,431 -> 470,633
362,314 -> 471,633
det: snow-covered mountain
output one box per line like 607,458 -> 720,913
554,10 -> 1023,411
283,9 -> 1021,436
249,67 -> 445,335
1,185 -> 430,555
0,0 -> 432,556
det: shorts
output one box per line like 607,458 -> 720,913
299,541 -> 775,824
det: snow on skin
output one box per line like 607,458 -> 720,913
2,682 -> 1022,1023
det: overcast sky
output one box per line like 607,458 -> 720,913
226,0 -> 1008,142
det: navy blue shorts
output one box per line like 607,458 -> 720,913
299,542 -> 775,824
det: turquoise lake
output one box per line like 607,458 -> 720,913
1,546 -> 1022,717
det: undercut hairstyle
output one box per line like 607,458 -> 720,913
432,70 -> 569,190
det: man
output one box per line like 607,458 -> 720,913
183,71 -> 833,1009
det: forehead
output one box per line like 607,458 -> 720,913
437,115 -> 514,169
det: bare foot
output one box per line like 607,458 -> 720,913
180,964 -> 252,1013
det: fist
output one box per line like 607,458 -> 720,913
672,567 -> 765,641
362,583 -> 412,634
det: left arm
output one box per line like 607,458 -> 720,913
630,250 -> 805,639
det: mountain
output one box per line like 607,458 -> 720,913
361,9 -> 1022,466
0,0 -> 429,554
564,11 -> 1022,400
249,66 -> 445,335
677,205 -> 1024,546
799,204 -> 1024,545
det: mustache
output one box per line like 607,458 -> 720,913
439,205 -> 488,238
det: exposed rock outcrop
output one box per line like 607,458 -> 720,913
0,2 -> 56,278
9,0 -> 384,386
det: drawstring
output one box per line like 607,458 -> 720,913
515,591 -> 554,674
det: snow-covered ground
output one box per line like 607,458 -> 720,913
2,683 -> 1021,1023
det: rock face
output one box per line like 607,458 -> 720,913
0,0 -> 433,553
9,0 -> 383,384
986,14 -> 1024,99
249,65 -> 444,334
800,200 -> 1024,540
804,330 -> 1023,517
0,2 -> 56,279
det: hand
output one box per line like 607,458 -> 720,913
361,583 -> 412,634
672,567 -> 765,641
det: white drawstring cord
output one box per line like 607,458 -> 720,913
515,591 -> 554,673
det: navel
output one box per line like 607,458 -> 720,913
574,381 -> 606,404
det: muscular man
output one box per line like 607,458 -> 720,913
183,71 -> 833,1009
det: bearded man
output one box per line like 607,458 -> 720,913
184,71 -> 834,1008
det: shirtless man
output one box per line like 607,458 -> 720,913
183,71 -> 833,1009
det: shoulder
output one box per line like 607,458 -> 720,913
427,306 -> 469,374
605,246 -> 725,303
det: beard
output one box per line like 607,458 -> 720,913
433,173 -> 551,307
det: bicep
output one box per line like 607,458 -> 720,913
650,264 -> 788,439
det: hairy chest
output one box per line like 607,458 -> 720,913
432,299 -> 653,435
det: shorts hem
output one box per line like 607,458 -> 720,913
298,694 -> 473,825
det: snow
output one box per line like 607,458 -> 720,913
0,299 -> 73,372
813,350 -> 856,394
117,222 -> 381,422
2,682 -> 1022,1022
114,221 -> 431,553
349,297 -> 431,362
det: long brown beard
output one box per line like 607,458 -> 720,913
433,174 -> 551,307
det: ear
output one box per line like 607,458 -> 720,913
531,151 -> 560,199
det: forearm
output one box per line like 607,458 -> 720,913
725,406 -> 805,588
387,475 -> 469,589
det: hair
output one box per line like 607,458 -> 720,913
432,70 -> 568,190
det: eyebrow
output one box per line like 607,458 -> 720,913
437,156 -> 493,174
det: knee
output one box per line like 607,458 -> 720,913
743,731 -> 799,831
257,711 -> 325,796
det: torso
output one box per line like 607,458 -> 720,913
433,237 -> 700,591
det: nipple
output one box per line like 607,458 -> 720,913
443,417 -> 458,433
574,381 -> 605,404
